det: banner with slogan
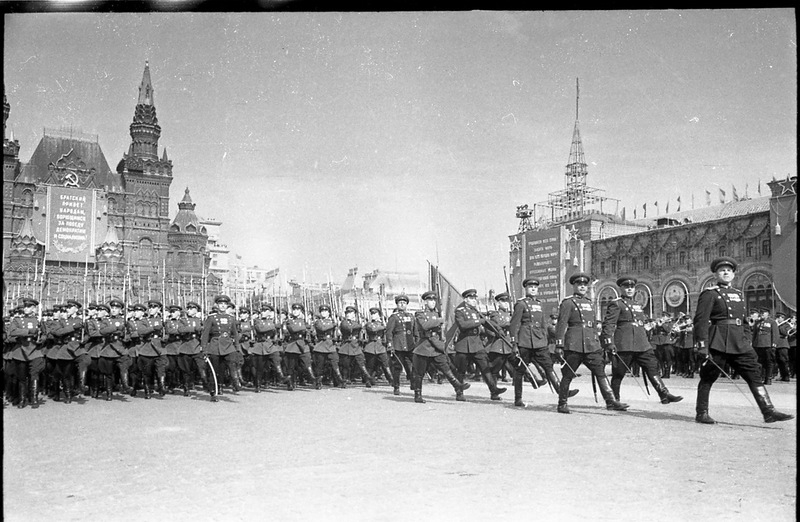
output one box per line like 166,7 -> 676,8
523,226 -> 564,314
43,186 -> 106,263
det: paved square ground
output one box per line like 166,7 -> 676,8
3,374 -> 796,521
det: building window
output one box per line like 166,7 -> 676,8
600,261 -> 606,273
718,245 -> 726,257
665,253 -> 673,267
762,239 -> 771,256
631,258 -> 638,271
643,256 -> 650,270
679,251 -> 686,265
611,260 -> 617,273
703,248 -> 711,263
745,242 -> 753,257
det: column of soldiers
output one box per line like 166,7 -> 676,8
2,257 -> 795,426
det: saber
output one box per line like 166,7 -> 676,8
204,355 -> 219,399
530,359 -> 555,394
612,352 -> 650,400
642,369 -> 651,395
390,351 -> 407,376
701,356 -> 756,408
515,354 -> 539,389
590,373 -> 599,403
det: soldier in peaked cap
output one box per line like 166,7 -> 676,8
312,304 -> 345,389
235,307 -> 252,389
752,307 -> 779,385
510,278 -> 576,408
250,303 -> 289,391
177,301 -> 210,397
694,258 -> 792,424
602,275 -> 682,406
282,303 -> 315,391
163,305 -> 183,393
554,272 -> 629,414
97,299 -> 132,400
453,288 -> 506,401
49,299 -> 84,404
410,291 -> 470,403
8,297 -> 43,408
201,295 -> 243,400
774,311 -> 792,382
136,300 -> 168,398
385,294 -> 415,395
484,292 -> 518,396
364,307 -> 393,386
339,306 -> 374,387
126,303 -> 148,397
81,300 -> 103,397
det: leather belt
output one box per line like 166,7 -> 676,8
716,319 -> 742,326
618,320 -> 644,327
462,328 -> 480,335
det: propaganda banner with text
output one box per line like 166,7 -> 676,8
44,186 -> 104,263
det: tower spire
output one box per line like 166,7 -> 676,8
128,60 -> 161,162
137,60 -> 155,106
566,77 -> 587,189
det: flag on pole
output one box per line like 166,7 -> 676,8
676,196 -> 681,212
732,185 -> 739,202
757,179 -> 762,195
719,187 -> 726,204
705,190 -> 711,206
633,208 -> 637,219
428,261 -> 461,346
620,207 -> 626,221
654,201 -> 659,215
665,200 -> 670,214
643,203 -> 647,218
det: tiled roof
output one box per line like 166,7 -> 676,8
631,196 -> 770,226
19,134 -> 112,187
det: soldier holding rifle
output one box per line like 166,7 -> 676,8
8,298 -> 43,409
385,294 -> 415,396
312,304 -> 345,389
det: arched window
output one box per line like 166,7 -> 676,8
136,201 -> 144,216
679,251 -> 686,265
718,245 -> 726,257
643,256 -> 650,270
186,224 -> 197,234
630,258 -> 638,271
743,273 -> 773,313
745,242 -> 753,258
665,253 -> 674,267
108,198 -> 116,213
703,248 -> 711,263
597,286 -> 619,320
634,283 -> 653,318
21,189 -> 33,206
762,240 -> 771,256
170,224 -> 180,232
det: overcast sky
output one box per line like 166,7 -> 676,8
3,10 -> 796,291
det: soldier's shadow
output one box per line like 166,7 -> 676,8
569,406 -> 784,429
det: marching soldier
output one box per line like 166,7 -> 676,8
235,307 -> 252,389
98,299 -> 132,400
164,305 -> 184,393
364,307 -> 393,385
137,300 -> 168,398
411,291 -> 470,403
453,289 -> 505,401
282,303 -> 315,391
50,299 -> 84,404
126,303 -> 146,397
693,257 -> 793,424
82,303 -> 104,397
554,273 -> 629,414
752,308 -> 779,385
672,314 -> 695,377
177,302 -> 209,397
775,312 -> 792,382
312,304 -> 345,388
601,275 -> 682,405
201,295 -> 243,398
485,292 -> 516,391
44,304 -> 64,399
510,279 -> 576,408
251,303 -> 289,391
8,298 -> 43,408
386,294 -> 415,395
339,306 -> 374,387
651,312 -> 675,378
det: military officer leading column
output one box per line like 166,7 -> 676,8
693,257 -> 793,424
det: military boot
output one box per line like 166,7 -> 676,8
598,377 -> 629,411
610,377 -> 622,401
547,369 -> 579,398
64,379 -> 73,404
513,374 -> 525,407
751,383 -> 794,423
360,364 -> 375,388
30,379 -> 40,409
143,379 -> 152,399
557,378 -> 571,414
414,378 -> 426,403
78,369 -> 88,396
443,368 -> 470,394
52,379 -> 61,402
650,374 -> 683,404
695,381 -> 716,424
17,380 -> 29,409
333,367 -> 346,389
157,375 -> 167,397
105,376 -> 113,401
483,371 -> 507,400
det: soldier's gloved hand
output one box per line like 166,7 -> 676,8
606,344 -> 617,356
555,347 -> 564,358
694,341 -> 708,358
478,316 -> 487,325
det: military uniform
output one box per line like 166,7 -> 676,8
554,273 -> 628,414
177,302 -> 208,396
126,307 -> 146,396
234,309 -> 251,388
8,299 -> 44,408
601,276 -> 682,405
364,309 -> 393,385
84,306 -> 105,397
509,280 -> 573,406
282,304 -> 315,390
137,301 -> 168,398
98,303 -> 132,400
752,313 -> 779,385
385,295 -> 416,394
693,257 -> 792,424
410,292 -> 469,403
484,294 -> 516,397
339,310 -> 374,387
251,305 -> 289,391
312,308 -> 344,388
672,316 -> 695,377
163,306 -> 183,392
651,315 -> 675,378
775,314 -> 791,382
50,300 -> 84,403
453,290 -> 505,400
201,296 -> 243,397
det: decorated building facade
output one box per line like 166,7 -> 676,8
2,63 -> 222,310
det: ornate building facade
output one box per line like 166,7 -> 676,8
2,63 -> 221,310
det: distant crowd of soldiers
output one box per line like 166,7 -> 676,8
3,256 -> 795,425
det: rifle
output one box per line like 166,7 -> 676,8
503,266 -> 515,301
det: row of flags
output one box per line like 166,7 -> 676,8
621,180 -> 764,221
